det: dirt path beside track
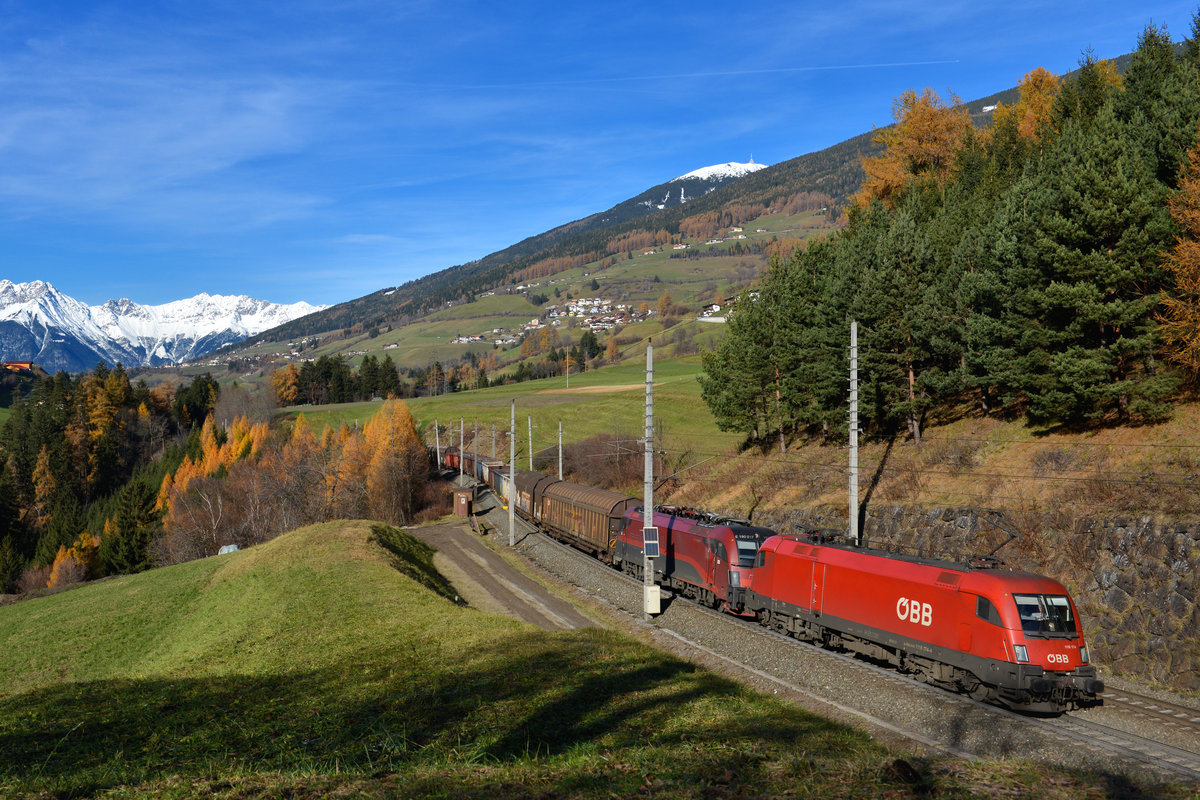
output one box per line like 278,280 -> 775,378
407,521 -> 595,631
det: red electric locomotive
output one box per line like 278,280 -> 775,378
617,506 -> 774,614
731,534 -> 1103,713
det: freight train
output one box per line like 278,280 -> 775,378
434,446 -> 1103,713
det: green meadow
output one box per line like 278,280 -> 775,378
280,354 -> 743,459
0,521 -> 907,799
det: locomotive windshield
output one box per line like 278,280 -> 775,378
734,534 -> 767,567
1013,594 -> 1078,637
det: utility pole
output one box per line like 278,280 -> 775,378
558,420 -> 563,480
509,400 -> 516,547
435,418 -> 441,468
474,419 -> 478,458
459,417 -> 464,482
528,416 -> 534,471
565,355 -> 569,389
643,343 -> 660,618
491,423 -> 496,459
849,320 -> 860,547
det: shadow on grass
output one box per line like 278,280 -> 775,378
2,629 -> 1177,799
0,629 -> 866,797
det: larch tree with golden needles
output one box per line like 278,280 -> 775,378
853,88 -> 972,208
992,67 -> 1060,141
271,364 -> 300,407
1159,124 -> 1200,376
363,400 -> 427,525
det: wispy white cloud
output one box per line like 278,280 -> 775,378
0,10 -> 355,231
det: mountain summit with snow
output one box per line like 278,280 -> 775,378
625,158 -> 771,214
0,280 -> 323,372
671,160 -> 769,183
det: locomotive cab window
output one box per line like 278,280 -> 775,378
734,537 -> 761,567
754,550 -> 768,568
976,595 -> 1002,626
713,542 -> 728,561
1013,593 -> 1078,637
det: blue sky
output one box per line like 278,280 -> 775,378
1,1 -> 1197,307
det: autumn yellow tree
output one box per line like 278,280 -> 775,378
991,67 -> 1060,141
656,291 -> 673,318
853,87 -> 972,208
363,400 -> 427,524
47,531 -> 101,588
1159,124 -> 1200,376
271,364 -> 300,407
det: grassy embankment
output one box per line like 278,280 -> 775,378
2,520 -> 1187,799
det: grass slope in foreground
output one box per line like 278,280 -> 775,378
0,521 -> 1188,799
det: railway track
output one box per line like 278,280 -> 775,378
1043,711 -> 1200,782
476,496 -> 1200,785
1103,688 -> 1200,738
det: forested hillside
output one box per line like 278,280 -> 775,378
226,53 -> 1137,356
230,133 -> 876,347
702,24 -> 1200,446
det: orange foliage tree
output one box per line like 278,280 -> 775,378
47,531 -> 101,588
271,364 -> 300,406
991,67 -> 1061,141
853,88 -> 972,208
364,400 -> 428,524
1159,124 -> 1200,376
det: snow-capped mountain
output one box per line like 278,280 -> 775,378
0,280 -> 323,373
637,160 -> 769,211
672,161 -> 770,183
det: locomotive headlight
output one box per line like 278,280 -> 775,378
1080,646 -> 1089,665
1013,644 -> 1029,663
728,570 -> 741,588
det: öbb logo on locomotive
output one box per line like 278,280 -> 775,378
440,445 -> 1105,714
896,596 -> 933,627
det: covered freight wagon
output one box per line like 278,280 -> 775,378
540,482 -> 637,558
513,469 -> 560,523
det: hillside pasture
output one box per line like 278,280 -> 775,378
0,520 -> 910,799
279,355 -> 743,470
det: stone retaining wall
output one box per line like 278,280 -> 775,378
755,505 -> 1200,692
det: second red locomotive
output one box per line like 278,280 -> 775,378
617,505 -> 773,615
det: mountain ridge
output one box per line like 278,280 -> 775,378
0,280 -> 323,373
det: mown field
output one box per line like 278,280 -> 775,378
1,520 -> 1187,799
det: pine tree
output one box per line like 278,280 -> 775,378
1116,23 -> 1200,189
698,287 -> 777,443
0,536 -> 24,593
100,480 -> 160,574
1005,102 -> 1175,422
